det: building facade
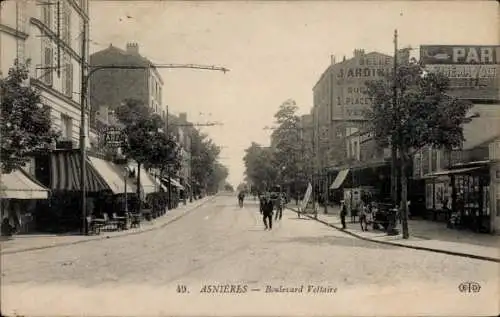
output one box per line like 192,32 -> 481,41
414,45 -> 500,233
1,0 -> 90,150
89,43 -> 164,124
312,50 -> 395,170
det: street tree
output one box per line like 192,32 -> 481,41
243,142 -> 278,192
115,99 -> 181,205
190,128 -> 222,194
0,60 -> 59,173
270,99 -> 303,189
364,61 -> 473,239
206,162 -> 229,193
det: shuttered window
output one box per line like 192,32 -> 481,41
43,47 -> 53,85
64,62 -> 73,97
42,3 -> 51,28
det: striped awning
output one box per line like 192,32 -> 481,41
50,150 -> 111,193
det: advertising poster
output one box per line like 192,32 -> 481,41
420,45 -> 500,100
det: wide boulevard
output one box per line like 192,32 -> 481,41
2,194 -> 498,316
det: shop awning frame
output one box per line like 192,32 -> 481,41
1,169 -> 50,199
161,177 -> 185,190
88,156 -> 136,194
423,166 -> 484,178
330,169 -> 350,190
128,163 -> 164,195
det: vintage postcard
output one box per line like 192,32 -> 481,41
0,0 -> 499,316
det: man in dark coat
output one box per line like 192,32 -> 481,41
262,195 -> 274,230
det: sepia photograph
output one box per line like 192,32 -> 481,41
0,0 -> 499,316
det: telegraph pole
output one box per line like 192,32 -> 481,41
391,29 -> 399,206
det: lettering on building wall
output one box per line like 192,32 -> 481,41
338,68 -> 388,79
421,45 -> 500,65
421,45 -> 500,100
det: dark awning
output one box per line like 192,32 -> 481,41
50,150 -> 111,192
423,167 -> 484,179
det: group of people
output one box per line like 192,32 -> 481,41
236,190 -> 286,231
259,192 -> 285,230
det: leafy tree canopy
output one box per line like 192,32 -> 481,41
270,99 -> 304,184
364,62 -> 473,154
115,99 -> 181,174
0,60 -> 59,173
243,142 -> 278,192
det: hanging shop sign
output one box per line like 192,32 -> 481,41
103,127 -> 124,147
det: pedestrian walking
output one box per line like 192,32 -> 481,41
359,204 -> 368,231
275,194 -> 284,221
340,200 -> 347,229
262,195 -> 274,230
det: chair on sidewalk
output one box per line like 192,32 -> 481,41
112,213 -> 128,231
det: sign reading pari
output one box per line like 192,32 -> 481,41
453,47 -> 500,64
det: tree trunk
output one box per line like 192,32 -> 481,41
136,162 -> 142,214
400,152 -> 409,239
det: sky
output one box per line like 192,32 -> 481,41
89,0 -> 498,187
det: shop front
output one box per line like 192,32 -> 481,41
425,163 -> 492,233
34,149 -> 112,233
1,168 -> 50,235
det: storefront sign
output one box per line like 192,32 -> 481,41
103,127 -> 124,147
421,45 -> 500,100
425,64 -> 498,79
420,45 -> 500,65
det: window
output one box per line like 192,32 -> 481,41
62,3 -> 71,44
63,62 -> 73,97
43,46 -> 54,85
42,3 -> 52,28
61,114 -> 73,140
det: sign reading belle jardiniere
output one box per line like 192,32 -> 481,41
333,52 -> 394,121
420,45 -> 500,100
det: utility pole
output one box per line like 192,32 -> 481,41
391,29 -> 399,207
80,20 -> 88,235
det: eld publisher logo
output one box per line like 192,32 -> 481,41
458,281 -> 481,293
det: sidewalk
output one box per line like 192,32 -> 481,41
287,203 -> 500,263
0,196 -> 215,255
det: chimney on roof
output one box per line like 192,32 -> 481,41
126,42 -> 139,55
343,55 -> 346,62
330,55 -> 335,65
179,112 -> 187,122
353,49 -> 365,58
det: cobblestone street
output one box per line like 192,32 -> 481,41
2,195 -> 498,316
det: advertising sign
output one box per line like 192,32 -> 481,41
103,127 -> 124,147
300,182 -> 312,212
421,45 -> 500,100
333,52 -> 393,121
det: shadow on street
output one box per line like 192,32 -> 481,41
273,235 -> 395,249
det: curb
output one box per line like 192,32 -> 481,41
1,196 -> 217,255
287,207 -> 500,263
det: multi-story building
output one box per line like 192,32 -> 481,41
312,50 -> 396,170
412,45 -> 500,234
1,0 -> 90,149
89,43 -> 164,124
